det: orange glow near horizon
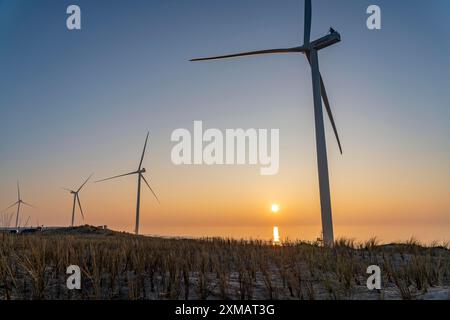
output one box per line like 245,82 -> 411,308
1,114 -> 449,245
1,158 -> 449,244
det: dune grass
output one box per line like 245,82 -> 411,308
0,228 -> 448,300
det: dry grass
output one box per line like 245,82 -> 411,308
0,228 -> 448,300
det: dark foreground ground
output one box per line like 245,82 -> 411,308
0,226 -> 448,300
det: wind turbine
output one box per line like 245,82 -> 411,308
96,132 -> 160,235
3,181 -> 36,228
63,174 -> 93,227
191,0 -> 342,246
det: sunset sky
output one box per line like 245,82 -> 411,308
0,0 -> 449,243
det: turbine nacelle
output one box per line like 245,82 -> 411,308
309,31 -> 341,51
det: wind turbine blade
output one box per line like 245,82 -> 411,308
77,173 -> 93,192
95,171 -> 137,183
24,216 -> 30,228
190,47 -> 305,62
62,187 -> 72,193
21,201 -> 36,209
140,174 -> 160,204
319,76 -> 343,154
3,201 -> 19,211
17,181 -> 21,200
304,0 -> 312,45
306,54 -> 343,154
138,132 -> 150,170
76,195 -> 85,220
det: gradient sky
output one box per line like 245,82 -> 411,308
0,0 -> 449,243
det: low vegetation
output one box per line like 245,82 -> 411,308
0,227 -> 448,300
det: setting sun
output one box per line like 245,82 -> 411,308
271,204 -> 280,213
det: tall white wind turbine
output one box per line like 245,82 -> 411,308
96,132 -> 160,235
191,0 -> 342,246
63,174 -> 93,227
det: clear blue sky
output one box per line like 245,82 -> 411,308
0,0 -> 449,241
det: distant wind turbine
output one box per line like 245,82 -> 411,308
96,132 -> 160,235
3,181 -> 36,228
63,174 -> 93,227
191,0 -> 342,246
